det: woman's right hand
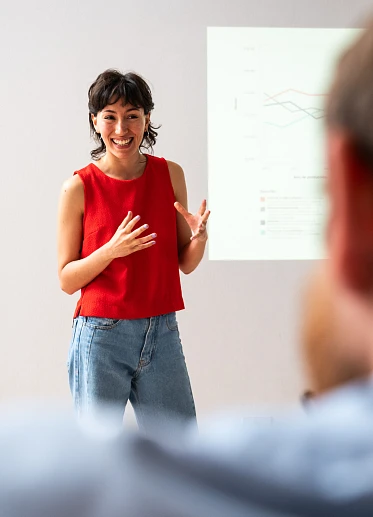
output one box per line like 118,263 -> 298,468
58,176 -> 156,295
107,211 -> 157,259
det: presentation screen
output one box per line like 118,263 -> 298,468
207,28 -> 361,260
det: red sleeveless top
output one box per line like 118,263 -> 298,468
73,155 -> 184,319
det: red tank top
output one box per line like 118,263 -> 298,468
73,155 -> 184,319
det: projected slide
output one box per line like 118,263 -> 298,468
207,28 -> 360,260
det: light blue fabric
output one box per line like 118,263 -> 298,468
68,313 -> 196,429
120,376 -> 373,516
2,378 -> 373,516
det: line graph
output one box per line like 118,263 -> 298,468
264,97 -> 324,118
207,27 -> 360,259
264,89 -> 327,101
263,90 -> 327,128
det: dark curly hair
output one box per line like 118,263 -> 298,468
88,69 -> 159,160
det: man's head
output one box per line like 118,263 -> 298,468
302,21 -> 373,395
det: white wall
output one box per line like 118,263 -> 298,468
1,0 -> 372,414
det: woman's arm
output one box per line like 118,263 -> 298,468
167,161 -> 209,275
57,175 -> 114,294
57,175 -> 155,295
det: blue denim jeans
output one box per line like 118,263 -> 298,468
67,313 -> 196,429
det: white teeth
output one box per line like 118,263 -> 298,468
113,138 -> 131,145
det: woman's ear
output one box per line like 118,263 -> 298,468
91,113 -> 98,132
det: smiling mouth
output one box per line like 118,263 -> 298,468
112,138 -> 133,146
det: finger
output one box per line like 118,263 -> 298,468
195,219 -> 208,234
118,211 -> 133,229
124,214 -> 142,233
174,201 -> 190,219
131,223 -> 150,238
201,209 -> 211,224
137,232 -> 157,245
190,219 -> 208,241
133,240 -> 157,253
198,199 -> 207,216
190,229 -> 204,241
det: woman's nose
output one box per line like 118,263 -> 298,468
115,119 -> 128,134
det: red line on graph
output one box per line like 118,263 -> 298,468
265,89 -> 327,102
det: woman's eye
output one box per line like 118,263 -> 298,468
104,116 -> 115,120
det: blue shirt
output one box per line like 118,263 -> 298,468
2,378 -> 373,516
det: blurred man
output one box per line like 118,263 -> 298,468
3,17 -> 373,517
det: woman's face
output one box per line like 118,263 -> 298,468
92,98 -> 150,160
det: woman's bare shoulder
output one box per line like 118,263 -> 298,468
61,174 -> 84,193
59,174 -> 84,214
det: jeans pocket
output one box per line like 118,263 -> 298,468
67,318 -> 78,370
84,316 -> 121,330
166,312 -> 178,331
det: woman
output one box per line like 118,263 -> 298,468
57,69 -> 210,428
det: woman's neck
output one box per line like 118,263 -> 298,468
97,152 -> 147,180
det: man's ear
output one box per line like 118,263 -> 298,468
329,133 -> 373,293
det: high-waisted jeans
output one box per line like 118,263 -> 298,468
67,312 -> 196,429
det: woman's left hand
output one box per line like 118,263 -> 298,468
174,199 -> 211,241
